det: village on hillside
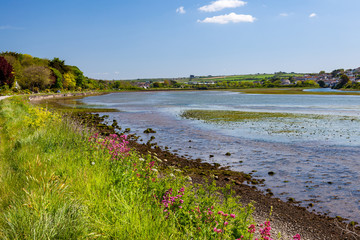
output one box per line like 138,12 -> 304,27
133,67 -> 360,89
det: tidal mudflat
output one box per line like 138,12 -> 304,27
79,91 -> 360,223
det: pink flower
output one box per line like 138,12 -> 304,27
224,221 -> 229,226
230,214 -> 236,218
293,234 -> 301,240
248,224 -> 256,233
213,227 -> 217,232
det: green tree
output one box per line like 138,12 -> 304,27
69,66 -> 85,87
19,66 -> 52,90
50,67 -> 63,89
334,75 -> 351,89
318,80 -> 326,88
331,69 -> 344,78
49,58 -> 69,74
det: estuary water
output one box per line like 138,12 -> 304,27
79,91 -> 360,223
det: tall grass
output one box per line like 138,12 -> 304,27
0,97 -> 296,239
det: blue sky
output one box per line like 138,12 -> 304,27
1,0 -> 359,79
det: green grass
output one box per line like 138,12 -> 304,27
0,97 -> 260,239
181,109 -> 325,123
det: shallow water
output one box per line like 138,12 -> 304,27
79,91 -> 360,223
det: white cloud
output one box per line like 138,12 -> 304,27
199,0 -> 247,12
176,6 -> 186,14
309,13 -> 317,18
279,13 -> 289,17
198,12 -> 256,24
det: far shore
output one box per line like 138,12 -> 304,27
3,87 -> 360,101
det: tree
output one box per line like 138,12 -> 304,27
69,66 -> 85,87
0,56 -> 14,87
333,75 -> 351,89
318,80 -> 326,88
63,72 -> 76,89
49,58 -> 69,74
319,70 -> 326,75
3,55 -> 23,84
19,66 -> 52,90
331,69 -> 344,78
50,67 -> 63,89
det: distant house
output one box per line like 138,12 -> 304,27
281,79 -> 291,85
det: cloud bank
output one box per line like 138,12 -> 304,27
199,0 -> 247,12
198,12 -> 256,24
309,13 -> 317,18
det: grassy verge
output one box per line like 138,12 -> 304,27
1,97 -> 293,239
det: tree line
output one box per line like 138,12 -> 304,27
0,52 -> 140,93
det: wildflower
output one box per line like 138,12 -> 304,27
152,168 -> 158,172
293,234 -> 301,240
248,224 -> 256,233
91,161 -> 95,165
179,206 -> 182,209
218,211 -> 223,215
224,221 -> 229,226
149,161 -> 155,168
230,214 -> 236,218
213,227 -> 217,232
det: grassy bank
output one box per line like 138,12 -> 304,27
1,97 -> 301,239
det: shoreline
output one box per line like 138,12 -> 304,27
31,93 -> 360,239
